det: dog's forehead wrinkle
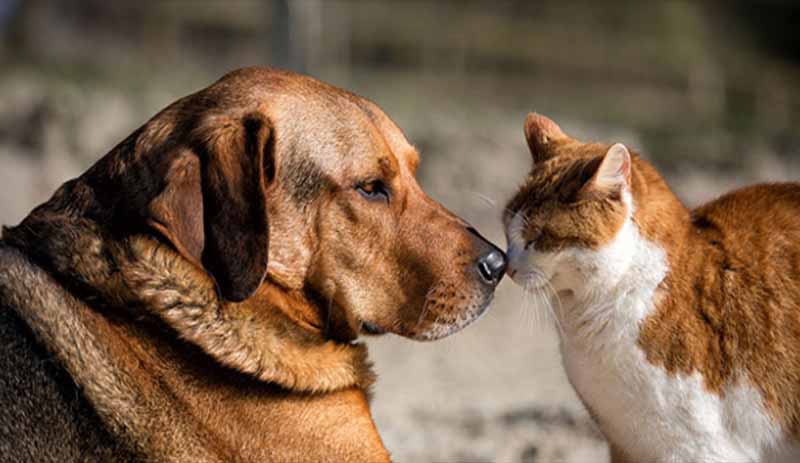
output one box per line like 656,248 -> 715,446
377,155 -> 399,180
235,78 -> 407,187
279,149 -> 331,204
346,95 -> 416,173
403,148 -> 421,172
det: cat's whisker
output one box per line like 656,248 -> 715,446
538,291 -> 555,334
543,279 -> 564,320
520,282 -> 537,329
519,278 -> 534,325
470,192 -> 497,208
525,292 -> 539,332
528,272 -> 564,338
503,209 -> 530,239
525,285 -> 540,328
512,211 -> 531,229
544,291 -> 565,339
526,281 -> 547,331
522,273 -> 564,337
531,281 -> 550,330
546,283 -> 567,339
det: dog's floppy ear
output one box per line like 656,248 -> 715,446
147,113 -> 272,302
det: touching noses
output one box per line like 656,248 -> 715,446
477,249 -> 507,285
466,227 -> 507,286
504,246 -> 524,280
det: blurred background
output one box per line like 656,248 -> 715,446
2,1 -> 799,461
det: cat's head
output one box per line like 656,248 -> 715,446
503,113 -> 636,294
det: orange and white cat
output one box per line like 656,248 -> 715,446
504,113 -> 800,462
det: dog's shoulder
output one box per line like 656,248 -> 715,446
0,244 -> 142,462
0,303 -> 139,462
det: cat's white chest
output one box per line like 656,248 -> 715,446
561,319 -> 785,462
556,232 -> 790,462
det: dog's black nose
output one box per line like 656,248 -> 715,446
476,249 -> 507,285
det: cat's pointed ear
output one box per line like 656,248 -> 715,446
524,113 -> 566,163
591,143 -> 631,191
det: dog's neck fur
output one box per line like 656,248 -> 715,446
0,245 -> 227,461
2,209 -> 374,393
115,236 -> 375,392
0,243 -> 389,462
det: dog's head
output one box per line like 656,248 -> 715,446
86,68 -> 505,342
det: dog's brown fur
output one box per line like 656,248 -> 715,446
0,67 -> 503,461
0,244 -> 384,461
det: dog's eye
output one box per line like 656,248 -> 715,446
356,180 -> 390,202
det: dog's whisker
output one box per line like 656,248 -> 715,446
415,282 -> 443,331
416,303 -> 429,328
430,313 -> 444,337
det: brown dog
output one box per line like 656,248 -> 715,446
0,67 -> 506,461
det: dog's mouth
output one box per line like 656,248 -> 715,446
356,289 -> 495,341
410,292 -> 495,341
